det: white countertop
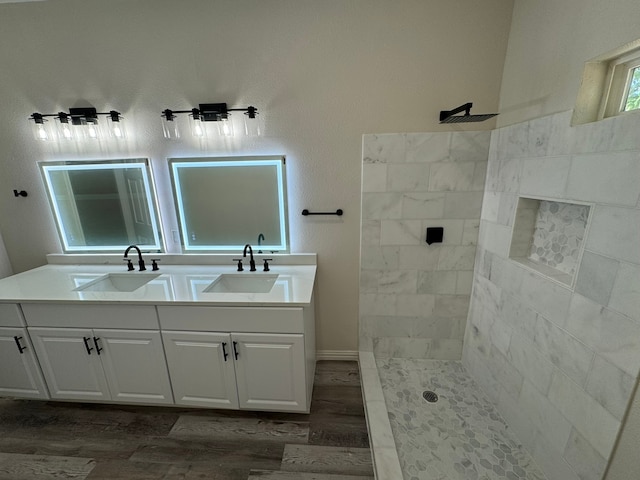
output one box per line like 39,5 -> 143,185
0,264 -> 317,306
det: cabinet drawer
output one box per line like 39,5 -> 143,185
157,306 -> 304,333
21,303 -> 159,329
0,304 -> 25,327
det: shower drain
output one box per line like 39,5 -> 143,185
422,390 -> 438,403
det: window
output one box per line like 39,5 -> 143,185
169,156 -> 288,252
40,159 -> 164,253
602,51 -> 640,117
572,39 -> 640,125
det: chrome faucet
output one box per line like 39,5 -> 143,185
124,245 -> 146,271
243,244 -> 256,272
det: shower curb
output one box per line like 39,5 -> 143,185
358,351 -> 403,480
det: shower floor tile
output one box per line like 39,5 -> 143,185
376,358 -> 547,480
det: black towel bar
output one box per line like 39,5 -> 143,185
301,209 -> 343,216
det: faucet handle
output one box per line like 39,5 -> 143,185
151,259 -> 160,271
138,259 -> 146,271
232,258 -> 244,272
123,258 -> 135,271
262,259 -> 273,272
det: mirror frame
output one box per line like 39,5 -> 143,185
39,158 -> 164,253
169,155 -> 289,252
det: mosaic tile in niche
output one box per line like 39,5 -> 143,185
529,200 -> 589,276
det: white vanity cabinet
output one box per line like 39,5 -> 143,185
22,304 -> 174,405
0,304 -> 49,400
158,305 -> 315,413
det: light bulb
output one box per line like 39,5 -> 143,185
189,110 -> 206,138
55,114 -> 74,141
107,111 -> 126,140
36,123 -> 49,140
219,118 -> 233,137
162,110 -> 180,139
87,124 -> 98,139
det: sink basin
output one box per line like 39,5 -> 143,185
204,273 -> 279,293
74,273 -> 161,292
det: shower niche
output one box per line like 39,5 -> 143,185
509,196 -> 591,287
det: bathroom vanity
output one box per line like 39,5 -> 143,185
0,258 -> 316,413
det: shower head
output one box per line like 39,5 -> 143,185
439,102 -> 498,124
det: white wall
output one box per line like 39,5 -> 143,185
498,0 -> 640,127
0,232 -> 12,279
0,0 -> 513,353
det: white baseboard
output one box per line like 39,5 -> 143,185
316,350 -> 359,361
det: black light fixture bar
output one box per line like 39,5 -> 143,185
161,103 -> 257,121
29,106 -> 126,141
30,108 -> 122,123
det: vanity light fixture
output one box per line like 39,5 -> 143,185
161,103 -> 259,139
29,107 -> 126,142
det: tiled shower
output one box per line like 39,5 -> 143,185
359,110 -> 640,480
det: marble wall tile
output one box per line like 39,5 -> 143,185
369,316 -> 416,338
361,219 -> 381,246
471,161 -> 488,191
360,246 -> 400,270
548,369 -> 620,459
586,205 -> 640,265
461,219 -> 480,246
429,338 -> 463,359
574,250 -> 619,306
526,115 -> 554,157
488,345 -> 524,400
455,271 -> 473,295
609,262 -> 640,321
493,156 -> 521,193
520,156 -> 571,199
478,221 -> 512,257
565,294 -> 640,376
519,268 -> 572,326
363,133 -> 406,163
566,152 -> 640,206
507,332 -> 554,395
395,293 -> 435,317
359,294 -> 397,316
377,270 -> 418,294
497,121 -> 530,160
472,274 -> 502,319
449,131 -> 491,162
405,132 -> 451,163
401,192 -> 445,219
585,355 -> 635,421
500,291 -> 537,339
386,163 -> 431,192
397,246 -> 440,270
532,438 -> 580,480
497,192 -> 518,226
518,381 -> 573,453
443,191 -> 484,218
496,388 -> 538,452
433,295 -> 470,318
532,315 -> 594,387
362,193 -> 403,220
489,316 -> 513,357
570,117 -> 614,155
379,220 -> 422,245
610,110 -> 640,152
416,270 -> 457,294
362,163 -> 388,192
545,111 -> 574,157
437,246 -> 477,271
563,429 -> 607,480
480,191 -> 501,222
359,270 -> 379,293
428,162 -> 476,191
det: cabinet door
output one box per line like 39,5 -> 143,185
162,331 -> 238,409
28,327 -> 110,401
93,329 -> 174,405
232,333 -> 307,412
0,327 -> 49,399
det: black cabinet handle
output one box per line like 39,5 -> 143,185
233,341 -> 239,360
83,336 -> 94,355
13,335 -> 26,354
93,337 -> 103,355
222,342 -> 229,361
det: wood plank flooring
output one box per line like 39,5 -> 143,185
0,361 -> 374,479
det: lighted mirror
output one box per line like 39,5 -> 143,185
40,159 -> 163,253
169,156 -> 288,252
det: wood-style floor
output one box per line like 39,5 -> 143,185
0,361 -> 374,479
